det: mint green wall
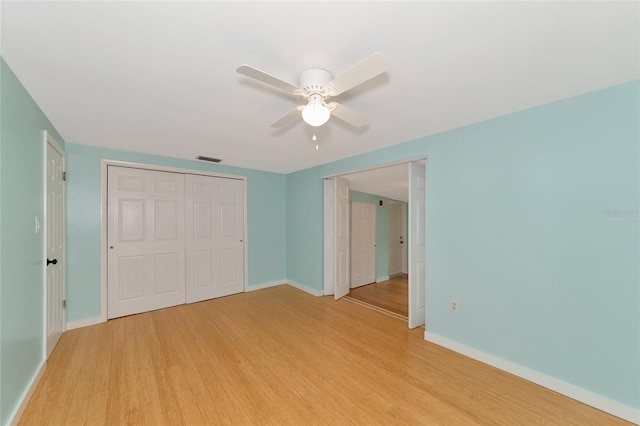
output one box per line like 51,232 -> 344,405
0,59 -> 64,425
286,81 -> 640,409
349,189 -> 395,279
65,143 -> 287,322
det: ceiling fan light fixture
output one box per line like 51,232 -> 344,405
302,95 -> 330,127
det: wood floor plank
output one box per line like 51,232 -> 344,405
348,274 -> 408,317
19,285 -> 631,425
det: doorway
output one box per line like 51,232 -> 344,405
323,158 -> 426,328
350,197 -> 407,317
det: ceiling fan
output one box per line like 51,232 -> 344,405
236,53 -> 388,129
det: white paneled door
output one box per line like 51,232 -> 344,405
351,201 -> 375,288
185,174 -> 244,303
408,162 -> 426,329
108,167 -> 186,319
46,138 -> 65,357
335,178 -> 351,300
323,179 -> 336,296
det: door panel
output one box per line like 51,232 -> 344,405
351,201 -> 376,288
118,256 -> 145,300
363,203 -> 376,284
119,199 -> 145,241
185,174 -> 244,303
408,162 -> 426,329
108,167 -> 186,319
46,141 -> 65,357
323,180 -> 336,296
155,200 -> 178,239
335,178 -> 350,299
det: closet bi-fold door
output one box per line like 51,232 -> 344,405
185,174 -> 244,303
107,167 -> 186,319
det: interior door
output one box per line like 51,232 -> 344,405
323,179 -> 336,296
107,166 -> 186,319
335,178 -> 350,299
351,202 -> 375,288
408,162 -> 426,329
46,139 -> 65,357
388,202 -> 402,276
185,174 -> 244,303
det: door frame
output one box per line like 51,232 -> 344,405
322,156 -> 427,326
99,160 -> 248,322
401,202 -> 408,274
43,131 -> 66,357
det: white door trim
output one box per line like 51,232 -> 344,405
322,156 -> 427,318
99,159 -> 248,322
401,202 -> 408,274
43,131 -> 66,357
321,156 -> 427,179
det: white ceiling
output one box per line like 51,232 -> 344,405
343,163 -> 412,203
1,2 -> 638,174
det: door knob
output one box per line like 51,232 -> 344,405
47,258 -> 58,266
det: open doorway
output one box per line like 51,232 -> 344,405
349,197 -> 408,317
323,159 -> 426,328
346,195 -> 409,318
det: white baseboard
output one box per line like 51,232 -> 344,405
424,331 -> 640,425
246,280 -> 286,292
376,275 -> 390,283
9,360 -> 46,426
285,280 -> 323,297
66,315 -> 104,331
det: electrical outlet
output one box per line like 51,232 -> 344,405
449,300 -> 458,313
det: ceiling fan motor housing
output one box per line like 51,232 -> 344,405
298,68 -> 334,96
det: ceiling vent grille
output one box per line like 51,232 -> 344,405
196,156 -> 222,163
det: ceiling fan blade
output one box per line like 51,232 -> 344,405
328,102 -> 368,128
270,107 -> 301,128
326,53 -> 388,96
236,65 -> 300,94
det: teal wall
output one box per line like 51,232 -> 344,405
349,189 -> 407,279
0,59 -> 65,425
65,143 -> 287,322
286,81 -> 640,410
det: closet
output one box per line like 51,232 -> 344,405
107,166 -> 244,319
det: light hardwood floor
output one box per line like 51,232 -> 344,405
347,274 -> 408,317
20,285 -> 630,425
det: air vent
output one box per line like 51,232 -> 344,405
196,156 -> 222,163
